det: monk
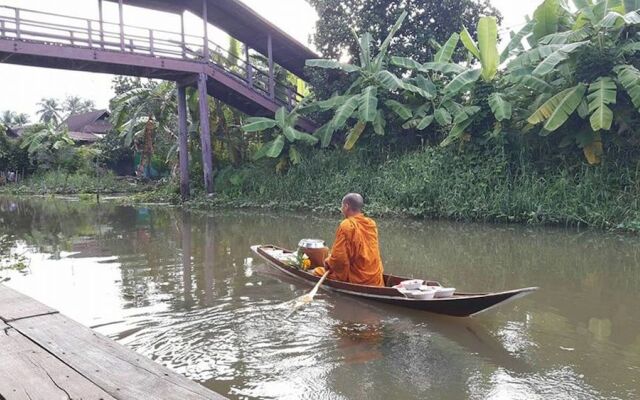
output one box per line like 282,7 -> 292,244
314,193 -> 385,287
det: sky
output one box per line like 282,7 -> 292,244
0,0 -> 540,120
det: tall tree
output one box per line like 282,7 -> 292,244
306,0 -> 501,64
36,98 -> 63,125
110,81 -> 177,177
1,110 -> 30,127
63,96 -> 96,116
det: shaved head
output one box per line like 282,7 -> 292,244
342,193 -> 364,212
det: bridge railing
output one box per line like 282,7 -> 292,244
0,5 -> 303,109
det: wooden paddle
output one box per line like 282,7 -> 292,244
287,270 -> 330,316
300,270 -> 330,303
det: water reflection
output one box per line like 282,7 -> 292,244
0,196 -> 639,399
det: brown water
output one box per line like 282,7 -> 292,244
0,196 -> 638,399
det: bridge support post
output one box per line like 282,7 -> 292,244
245,44 -> 253,88
118,0 -> 125,51
198,73 -> 214,194
202,0 -> 209,61
98,0 -> 104,49
180,13 -> 186,59
15,9 -> 20,40
177,84 -> 190,201
267,34 -> 275,99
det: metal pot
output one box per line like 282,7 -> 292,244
298,239 -> 329,268
298,238 -> 326,249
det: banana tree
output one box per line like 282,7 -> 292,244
388,33 -> 469,140
242,106 -> 318,171
514,0 -> 640,163
20,123 -> 75,171
395,15 -> 514,147
111,81 -> 176,176
305,11 -> 426,150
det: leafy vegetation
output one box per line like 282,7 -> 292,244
0,170 -> 153,195
294,0 -> 640,166
201,147 -> 640,232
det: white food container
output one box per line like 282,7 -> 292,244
434,287 -> 456,298
408,289 -> 435,300
399,279 -> 424,290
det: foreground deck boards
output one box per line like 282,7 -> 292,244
0,285 -> 225,400
0,321 -> 116,400
0,285 -> 57,322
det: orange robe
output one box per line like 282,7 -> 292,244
320,214 -> 384,286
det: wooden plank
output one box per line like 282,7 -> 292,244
0,285 -> 57,322
10,313 -> 225,400
0,320 -> 116,400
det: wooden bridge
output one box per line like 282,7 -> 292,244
0,0 -> 318,195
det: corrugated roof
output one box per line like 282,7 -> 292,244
111,0 -> 317,78
64,109 -> 110,133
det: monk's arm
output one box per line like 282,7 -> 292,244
326,223 -> 352,276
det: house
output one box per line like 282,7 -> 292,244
64,109 -> 112,144
5,126 -> 18,138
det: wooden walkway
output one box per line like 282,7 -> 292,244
0,285 -> 226,400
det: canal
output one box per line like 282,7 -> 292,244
0,196 -> 638,399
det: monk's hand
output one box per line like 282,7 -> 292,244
323,257 -> 331,270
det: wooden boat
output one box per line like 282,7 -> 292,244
251,245 -> 538,317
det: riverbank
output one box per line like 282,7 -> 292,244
7,148 -> 640,233
127,147 -> 640,233
0,171 -> 157,195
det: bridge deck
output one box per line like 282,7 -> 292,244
0,284 -> 226,400
0,5 -> 315,131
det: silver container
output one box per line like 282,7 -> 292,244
298,238 -> 326,249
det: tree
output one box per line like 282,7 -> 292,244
306,0 -> 500,64
111,76 -> 145,96
509,0 -> 640,164
305,11 -> 426,149
20,123 -> 75,171
63,96 -> 96,116
110,81 -> 176,177
36,98 -> 63,125
242,106 -> 318,171
1,110 -> 30,127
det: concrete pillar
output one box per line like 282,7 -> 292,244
177,84 -> 190,201
198,73 -> 214,194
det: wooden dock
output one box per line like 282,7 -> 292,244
0,284 -> 226,400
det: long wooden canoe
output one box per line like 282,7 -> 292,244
251,245 -> 538,317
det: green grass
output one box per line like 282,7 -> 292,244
189,147 -> 640,232
0,171 -> 155,195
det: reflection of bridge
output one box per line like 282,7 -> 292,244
0,0 -> 318,195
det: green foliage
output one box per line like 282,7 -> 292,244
0,129 -> 30,173
304,11 -> 409,149
0,171 -> 152,195
300,0 -> 640,165
1,110 -> 30,127
242,107 -> 318,170
207,147 -> 640,231
306,0 -> 500,64
20,124 -> 76,172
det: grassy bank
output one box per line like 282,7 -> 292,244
154,147 -> 640,232
0,171 -> 155,195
